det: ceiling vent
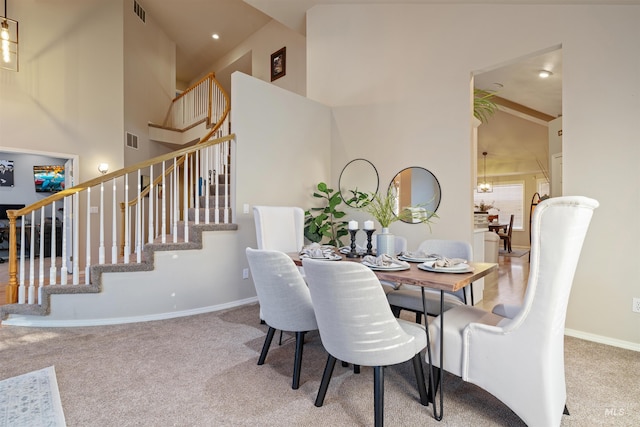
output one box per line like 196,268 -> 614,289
126,132 -> 138,149
133,1 -> 146,23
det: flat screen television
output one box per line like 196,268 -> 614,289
33,165 -> 65,193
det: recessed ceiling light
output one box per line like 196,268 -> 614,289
211,34 -> 220,40
538,70 -> 552,78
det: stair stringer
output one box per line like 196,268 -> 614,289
0,223 -> 259,327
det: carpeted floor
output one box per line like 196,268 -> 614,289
0,303 -> 638,426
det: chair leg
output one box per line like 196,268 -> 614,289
315,355 -> 337,407
258,327 -> 276,365
292,331 -> 305,389
374,366 -> 384,427
412,353 -> 429,406
415,312 -> 422,324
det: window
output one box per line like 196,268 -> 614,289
474,181 -> 524,230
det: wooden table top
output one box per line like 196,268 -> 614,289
290,252 -> 497,293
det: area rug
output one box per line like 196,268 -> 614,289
0,366 -> 66,427
499,248 -> 530,258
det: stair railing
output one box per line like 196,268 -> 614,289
155,72 -> 227,132
3,134 -> 236,306
122,71 -> 231,255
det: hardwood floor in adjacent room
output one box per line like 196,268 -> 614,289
478,251 -> 530,312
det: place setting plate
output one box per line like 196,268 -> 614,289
361,261 -> 410,271
418,260 -> 474,273
398,254 -> 439,263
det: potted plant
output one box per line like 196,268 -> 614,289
361,187 -> 437,255
474,88 -> 498,124
304,182 -> 349,247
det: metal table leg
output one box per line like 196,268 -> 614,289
422,287 -> 444,421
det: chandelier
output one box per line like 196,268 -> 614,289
477,151 -> 493,193
1,0 -> 18,72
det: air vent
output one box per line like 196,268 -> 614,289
133,1 -> 146,23
126,132 -> 138,149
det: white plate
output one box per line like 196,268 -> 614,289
418,261 -> 474,273
398,255 -> 438,263
362,262 -> 410,271
307,253 -> 342,261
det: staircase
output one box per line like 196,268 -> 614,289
0,75 -> 244,326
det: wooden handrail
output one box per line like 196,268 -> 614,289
4,134 -> 235,304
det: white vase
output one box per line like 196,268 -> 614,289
376,227 -> 395,257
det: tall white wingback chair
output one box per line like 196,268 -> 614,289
428,196 -> 598,427
253,206 -> 305,252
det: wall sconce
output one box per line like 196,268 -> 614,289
98,163 -> 109,175
1,0 -> 18,72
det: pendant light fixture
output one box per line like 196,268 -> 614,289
477,151 -> 493,193
1,0 -> 18,72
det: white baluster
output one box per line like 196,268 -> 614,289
183,153 -> 189,242
73,192 -> 80,284
18,218 -> 25,303
112,178 -> 117,264
148,164 -> 154,244
172,158 -> 178,243
99,182 -> 105,264
161,161 -> 167,244
60,196 -> 68,285
49,201 -> 58,285
85,187 -> 91,284
124,174 -> 130,264
28,211 -> 35,303
136,169 -> 142,264
38,208 -> 45,303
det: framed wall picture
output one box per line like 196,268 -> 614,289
270,47 -> 286,81
0,159 -> 15,187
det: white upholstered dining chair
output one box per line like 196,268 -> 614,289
253,205 -> 305,253
386,239 -> 473,323
428,196 -> 598,426
302,258 -> 428,427
245,248 -> 318,390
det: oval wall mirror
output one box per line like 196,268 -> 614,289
339,159 -> 379,207
389,167 -> 441,223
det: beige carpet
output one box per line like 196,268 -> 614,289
0,303 -> 638,426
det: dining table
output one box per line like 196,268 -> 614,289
488,222 -> 508,234
289,251 -> 498,421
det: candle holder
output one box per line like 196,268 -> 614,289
346,229 -> 360,258
365,229 -> 376,255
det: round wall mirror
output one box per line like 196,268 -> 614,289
339,159 -> 379,207
389,167 -> 441,223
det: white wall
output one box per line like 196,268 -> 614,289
307,4 -> 640,348
123,0 -> 176,166
201,20 -> 306,97
0,0 -> 125,184
232,70 -> 331,270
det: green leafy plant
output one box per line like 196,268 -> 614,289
304,182 -> 349,247
362,187 -> 437,228
343,188 -> 371,208
474,88 -> 499,124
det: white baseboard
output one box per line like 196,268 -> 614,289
2,297 -> 259,328
565,328 -> 639,352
